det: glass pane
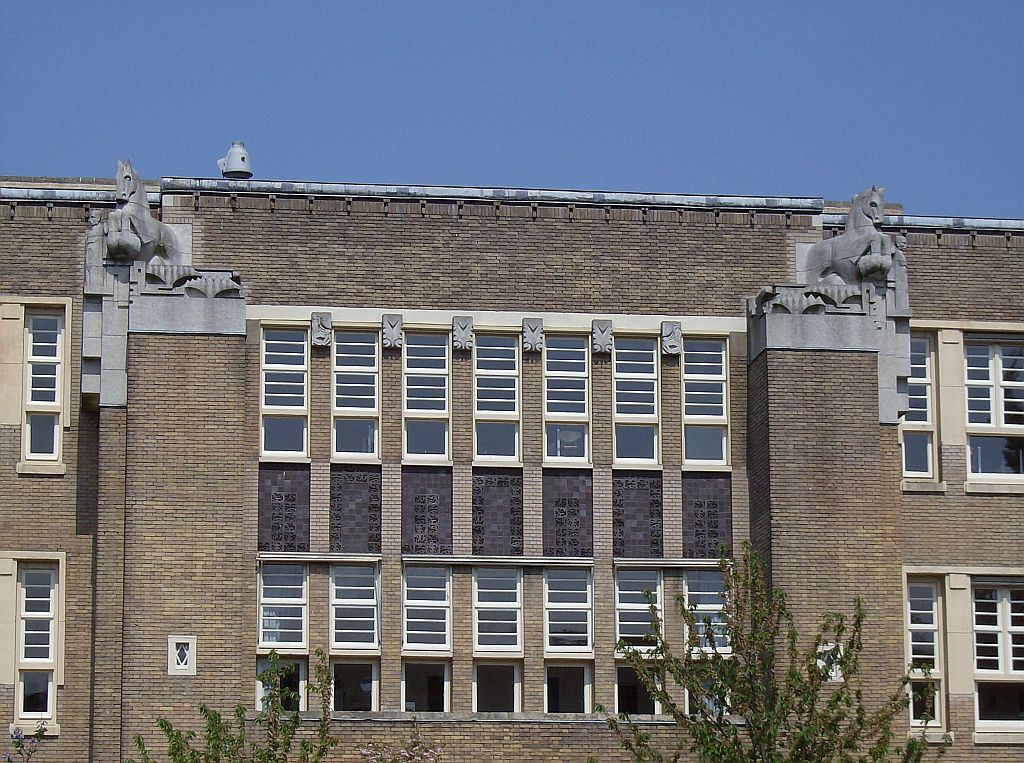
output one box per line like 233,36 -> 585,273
27,414 -> 57,457
615,424 -> 657,460
406,420 -> 447,456
617,666 -> 656,714
969,435 -> 1024,475
685,425 -> 725,462
902,432 -> 932,476
546,423 -> 587,459
263,416 -> 305,453
476,663 -> 517,711
20,671 -> 50,715
404,663 -> 446,712
547,665 -> 586,713
977,682 -> 1024,722
910,681 -> 939,723
335,418 -> 377,454
476,422 -> 517,458
333,662 -> 373,711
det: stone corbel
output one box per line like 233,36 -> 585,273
661,321 -> 681,355
591,319 -> 613,354
522,318 -> 544,353
382,314 -> 403,349
311,312 -> 332,347
452,316 -> 474,351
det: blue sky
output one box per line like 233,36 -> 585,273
1,2 -> 1022,218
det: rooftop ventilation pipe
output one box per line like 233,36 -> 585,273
217,141 -> 253,179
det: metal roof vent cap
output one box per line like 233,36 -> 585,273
217,141 -> 253,179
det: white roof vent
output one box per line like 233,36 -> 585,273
217,141 -> 252,179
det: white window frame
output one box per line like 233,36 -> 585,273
260,326 -> 309,459
615,568 -> 662,653
22,311 -> 64,462
473,567 -> 523,655
472,661 -> 522,713
682,336 -> 730,466
330,564 -> 380,653
15,563 -> 59,726
612,335 -> 661,466
685,570 -> 731,654
544,568 -> 593,655
167,635 -> 198,677
972,582 -> 1024,731
401,660 -> 450,713
965,340 -> 1024,482
255,656 -> 308,712
403,332 -> 451,462
614,663 -> 662,715
258,563 -> 308,652
905,579 -> 943,727
331,659 -> 379,712
332,329 -> 380,462
403,566 -> 452,653
473,334 -> 521,463
543,334 -> 591,465
544,661 -> 592,713
901,334 -> 937,479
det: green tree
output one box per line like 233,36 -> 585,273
602,544 -> 941,762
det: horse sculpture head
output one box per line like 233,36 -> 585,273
115,159 -> 141,204
851,185 -> 885,228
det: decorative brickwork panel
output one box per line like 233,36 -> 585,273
258,464 -> 310,552
612,471 -> 663,558
542,469 -> 593,557
682,472 -> 732,558
471,468 -> 524,556
330,465 -> 382,553
402,467 -> 453,554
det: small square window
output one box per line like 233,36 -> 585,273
475,663 -> 519,712
902,432 -> 932,477
684,425 -> 726,463
615,424 -> 657,461
27,413 -> 58,459
546,664 -> 589,713
263,416 -> 306,454
476,422 -> 518,458
546,423 -> 588,459
616,666 -> 657,715
167,635 -> 197,676
406,420 -> 448,457
403,662 -> 448,712
335,418 -> 378,456
333,662 -> 376,711
19,670 -> 51,718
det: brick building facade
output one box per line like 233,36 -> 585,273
0,165 -> 1021,761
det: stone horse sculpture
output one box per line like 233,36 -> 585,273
803,186 -> 904,287
104,159 -> 180,261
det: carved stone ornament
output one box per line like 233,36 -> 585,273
311,312 -> 332,347
591,319 -> 613,354
104,159 -> 188,263
452,316 -> 474,351
660,321 -> 682,355
522,318 -> 544,353
382,314 -> 403,349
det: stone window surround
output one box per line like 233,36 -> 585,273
904,577 -> 944,729
0,550 -> 66,736
0,297 -> 73,477
903,565 -> 1024,744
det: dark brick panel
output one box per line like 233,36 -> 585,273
612,471 -> 664,558
471,468 -> 524,556
401,466 -> 453,554
682,472 -> 732,559
330,465 -> 382,553
542,468 -> 594,557
258,464 -> 310,552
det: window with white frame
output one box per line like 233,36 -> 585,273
474,662 -> 521,712
403,661 -> 449,712
906,580 -> 942,725
474,567 -> 522,652
258,564 -> 306,650
973,583 -> 1024,727
474,335 -> 520,460
687,570 -> 729,652
544,335 -> 590,462
545,662 -> 591,713
331,565 -> 379,650
965,341 -> 1024,479
403,566 -> 451,650
545,568 -> 592,653
333,661 -> 377,711
23,312 -> 63,461
261,328 -> 308,457
901,335 -> 936,479
404,333 -> 450,459
256,656 -> 307,712
333,330 -> 379,459
616,665 -> 659,715
16,564 -> 58,724
616,569 -> 661,650
682,338 -> 729,465
613,337 -> 660,463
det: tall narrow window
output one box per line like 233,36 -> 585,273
906,580 -> 942,725
17,564 -> 57,724
473,567 -> 522,653
258,564 -> 307,649
901,335 -> 936,479
261,328 -> 308,457
682,338 -> 728,465
613,337 -> 660,463
616,569 -> 661,650
403,566 -> 451,651
972,583 -> 1024,728
545,568 -> 592,653
687,570 -> 729,652
331,565 -> 379,650
404,333 -> 450,459
23,312 -> 63,461
474,335 -> 520,460
333,331 -> 379,459
965,341 -> 1024,479
544,335 -> 590,463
